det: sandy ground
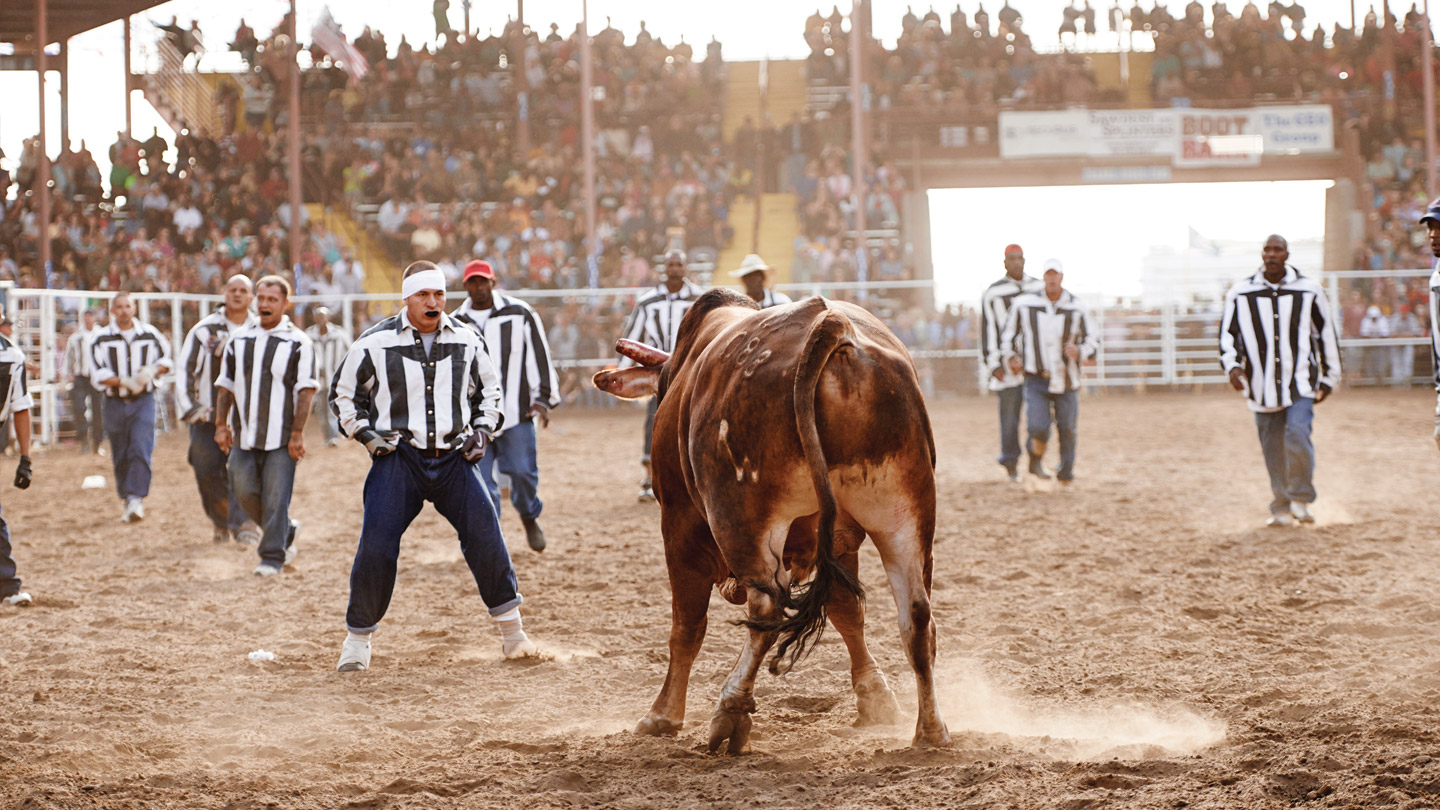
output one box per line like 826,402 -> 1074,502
5,389 -> 1440,808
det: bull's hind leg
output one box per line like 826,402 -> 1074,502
828,547 -> 900,727
869,517 -> 950,748
637,510 -> 724,737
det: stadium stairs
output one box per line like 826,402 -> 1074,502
717,193 -> 800,286
305,204 -> 398,294
723,60 -> 808,143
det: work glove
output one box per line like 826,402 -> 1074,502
14,456 -> 32,490
462,431 -> 489,462
182,406 -> 213,425
360,429 -> 399,458
135,365 -> 158,389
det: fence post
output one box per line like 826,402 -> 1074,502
1161,301 -> 1176,384
40,294 -> 56,446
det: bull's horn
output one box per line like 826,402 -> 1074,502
616,339 -> 670,367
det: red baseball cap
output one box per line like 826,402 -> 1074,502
1004,244 -> 1023,256
463,260 -> 495,281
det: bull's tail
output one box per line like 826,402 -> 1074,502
745,303 -> 864,675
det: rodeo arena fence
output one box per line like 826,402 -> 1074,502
5,269 -> 1432,448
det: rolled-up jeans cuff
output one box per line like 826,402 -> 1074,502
486,595 -> 523,617
345,623 -> 379,636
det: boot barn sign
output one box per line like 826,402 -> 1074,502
998,105 -> 1333,166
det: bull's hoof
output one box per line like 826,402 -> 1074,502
706,710 -> 753,755
717,576 -> 748,606
635,714 -> 683,737
911,721 -> 952,749
854,677 -> 901,727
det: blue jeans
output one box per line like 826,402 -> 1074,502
227,447 -> 298,567
103,394 -> 156,500
345,443 -> 522,634
996,385 -> 1025,470
1254,398 -> 1316,515
478,420 -> 543,521
0,499 -> 20,597
1024,374 -> 1079,481
70,377 -> 104,447
189,423 -> 246,532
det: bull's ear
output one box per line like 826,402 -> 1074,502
592,367 -> 660,400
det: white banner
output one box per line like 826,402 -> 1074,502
998,105 -> 1333,166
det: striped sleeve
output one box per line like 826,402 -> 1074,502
1218,285 -> 1243,374
150,326 -> 175,372
617,296 -> 653,369
468,342 -> 505,436
215,339 -> 237,392
525,307 -> 561,409
176,323 -> 204,414
979,286 -> 998,370
330,344 -> 377,440
10,358 -> 32,414
998,300 -> 1022,364
1309,283 -> 1341,390
295,336 -> 319,391
1075,300 -> 1099,360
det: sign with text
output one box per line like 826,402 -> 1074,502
999,105 -> 1333,167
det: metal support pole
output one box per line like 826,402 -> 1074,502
849,0 -> 867,287
581,0 -> 597,287
515,20 -> 531,160
36,0 -> 51,288
752,59 -> 767,254
288,0 -> 303,280
1424,1 -> 1437,196
123,17 -> 133,137
59,40 -> 68,153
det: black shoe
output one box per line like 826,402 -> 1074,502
1003,464 -> 1020,483
522,518 -> 546,552
1028,456 -> 1051,479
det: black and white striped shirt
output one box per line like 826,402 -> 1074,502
305,325 -> 352,390
63,326 -> 98,380
1219,265 -> 1341,413
618,281 -> 705,368
90,320 -> 174,397
330,310 -> 503,451
452,293 -> 561,435
178,309 -> 256,416
1000,289 -> 1099,394
0,336 -> 34,421
1429,267 -> 1440,409
216,318 -> 318,452
981,274 -> 1041,391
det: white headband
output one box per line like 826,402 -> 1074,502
401,269 -> 448,302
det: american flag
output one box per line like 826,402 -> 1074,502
310,6 -> 369,83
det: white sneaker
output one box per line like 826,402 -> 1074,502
1290,502 -> 1315,524
3,591 -> 32,606
1266,513 -> 1295,528
234,525 -> 260,545
503,632 -> 540,660
126,498 -> 145,522
120,501 -> 135,523
284,521 -> 300,566
253,562 -> 282,577
337,633 -> 372,671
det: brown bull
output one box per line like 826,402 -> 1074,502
593,290 -> 949,752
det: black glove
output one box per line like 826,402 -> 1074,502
14,456 -> 32,490
359,429 -> 399,458
462,431 -> 489,462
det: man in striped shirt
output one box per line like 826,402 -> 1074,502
330,261 -> 538,671
178,275 -> 259,544
1422,201 -> 1440,451
90,292 -> 174,523
451,260 -> 560,553
1000,260 -> 1098,483
731,253 -> 792,309
1219,235 -> 1342,527
214,276 -> 317,577
63,309 -> 104,453
0,332 -> 35,607
981,244 -> 1042,482
619,249 -> 704,502
305,306 -> 351,448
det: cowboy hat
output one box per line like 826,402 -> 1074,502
729,253 -> 773,279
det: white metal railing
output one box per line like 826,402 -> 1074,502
9,271 -> 1433,446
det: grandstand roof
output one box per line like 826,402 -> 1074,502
0,0 -> 168,47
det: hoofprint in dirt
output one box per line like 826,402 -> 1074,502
3,390 -> 1440,809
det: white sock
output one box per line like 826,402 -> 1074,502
495,608 -> 526,645
346,630 -> 372,644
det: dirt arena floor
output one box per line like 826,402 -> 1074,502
5,388 -> 1440,808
